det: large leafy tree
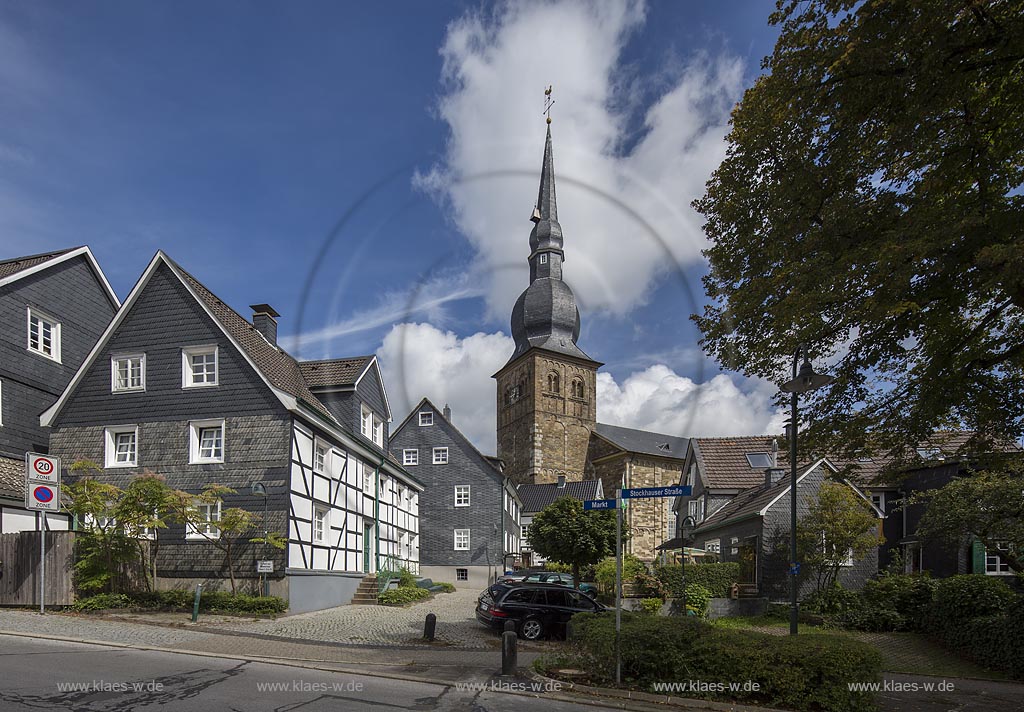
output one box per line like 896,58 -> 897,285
797,482 -> 882,591
527,497 -> 618,589
694,0 -> 1024,464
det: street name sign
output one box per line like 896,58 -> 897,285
620,485 -> 691,499
583,498 -> 617,511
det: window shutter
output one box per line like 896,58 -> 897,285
971,538 -> 986,573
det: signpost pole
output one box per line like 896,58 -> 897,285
39,512 -> 46,614
615,489 -> 622,686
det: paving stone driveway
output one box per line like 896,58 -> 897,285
208,588 -> 513,650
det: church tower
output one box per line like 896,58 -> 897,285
494,124 -> 602,485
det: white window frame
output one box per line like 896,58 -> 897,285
402,449 -> 419,466
313,441 -> 328,474
181,345 -> 219,388
456,567 -> 468,581
870,492 -> 886,514
433,447 -> 449,465
705,539 -> 721,554
0,379 -> 4,427
104,426 -> 138,468
189,419 -> 225,464
418,411 -> 433,426
27,307 -> 61,362
187,500 -> 221,540
454,485 -> 471,507
111,353 -> 146,392
313,505 -> 329,544
454,528 -> 470,551
985,542 -> 1013,575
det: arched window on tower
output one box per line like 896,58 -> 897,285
547,372 -> 560,394
571,378 -> 585,400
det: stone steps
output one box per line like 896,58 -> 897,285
350,575 -> 380,605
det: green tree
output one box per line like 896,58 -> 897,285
166,484 -> 257,595
797,482 -> 882,591
527,497 -> 618,589
63,460 -> 131,593
914,470 -> 1024,573
694,0 -> 1024,464
113,473 -> 174,591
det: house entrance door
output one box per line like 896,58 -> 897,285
363,523 -> 374,573
737,538 -> 757,584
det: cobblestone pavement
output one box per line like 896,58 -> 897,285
207,588 -> 529,650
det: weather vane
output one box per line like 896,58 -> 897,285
543,85 -> 554,124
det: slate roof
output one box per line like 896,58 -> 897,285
299,356 -> 373,388
170,257 -> 335,423
0,247 -> 77,280
694,460 -> 827,533
594,423 -> 689,460
0,456 -> 24,501
517,480 -> 602,514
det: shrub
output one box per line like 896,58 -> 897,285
637,598 -> 662,615
378,587 -> 430,605
861,574 -> 936,630
684,583 -> 712,618
569,612 -> 882,711
634,570 -> 666,598
656,562 -> 739,598
928,574 -> 1015,622
72,593 -> 132,612
397,567 -> 417,589
801,584 -> 862,616
198,591 -> 286,614
595,554 -> 645,593
436,582 -> 455,593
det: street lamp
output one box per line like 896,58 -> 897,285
780,345 -> 834,635
680,515 -> 696,615
250,482 -> 269,597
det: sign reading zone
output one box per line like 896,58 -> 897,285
25,452 -> 61,511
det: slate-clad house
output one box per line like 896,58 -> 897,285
687,458 -> 882,599
390,399 -> 520,588
0,247 -> 119,532
517,477 -> 603,568
41,251 -> 421,613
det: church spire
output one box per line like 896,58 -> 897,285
531,124 -> 558,225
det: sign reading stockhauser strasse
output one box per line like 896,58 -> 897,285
620,485 -> 692,499
25,452 -> 61,511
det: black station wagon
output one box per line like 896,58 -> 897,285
475,582 -> 605,640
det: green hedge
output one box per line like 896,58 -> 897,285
378,587 -> 431,605
72,590 -> 287,615
569,612 -> 882,711
655,562 -> 739,598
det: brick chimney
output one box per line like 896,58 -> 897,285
250,304 -> 280,345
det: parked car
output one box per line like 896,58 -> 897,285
518,571 -> 598,596
475,582 -> 606,640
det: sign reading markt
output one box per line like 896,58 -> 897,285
25,452 -> 61,512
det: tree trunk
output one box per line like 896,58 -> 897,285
224,541 -> 237,595
572,562 -> 581,590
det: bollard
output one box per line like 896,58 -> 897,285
503,619 -> 516,633
501,630 -> 518,676
191,584 -> 203,623
423,613 -> 437,641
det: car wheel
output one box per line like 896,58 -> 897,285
519,617 -> 545,640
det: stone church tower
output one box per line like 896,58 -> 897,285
494,125 -> 602,485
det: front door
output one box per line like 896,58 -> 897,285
737,538 -> 757,584
363,523 -> 374,573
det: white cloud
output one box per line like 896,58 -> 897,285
377,322 -> 514,450
597,365 -> 787,438
378,322 -> 784,452
421,0 -> 744,320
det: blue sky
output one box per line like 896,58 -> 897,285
1,1 -> 787,449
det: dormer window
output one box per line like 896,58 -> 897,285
27,308 -> 61,362
361,405 -> 384,446
745,453 -> 773,468
182,346 -> 218,387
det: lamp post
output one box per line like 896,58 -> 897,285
680,515 -> 695,615
251,482 -> 269,597
780,344 -> 834,635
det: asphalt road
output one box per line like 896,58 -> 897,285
0,634 -> 625,712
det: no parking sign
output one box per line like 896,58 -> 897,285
25,453 -> 61,511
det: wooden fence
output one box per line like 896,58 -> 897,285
0,531 -> 76,606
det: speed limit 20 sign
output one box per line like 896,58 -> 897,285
25,453 -> 61,511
